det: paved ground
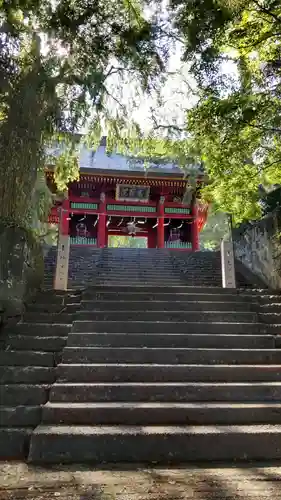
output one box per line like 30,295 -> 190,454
1,462 -> 281,499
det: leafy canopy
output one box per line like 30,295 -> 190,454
176,0 -> 281,223
132,0 -> 281,223
0,0 -> 170,226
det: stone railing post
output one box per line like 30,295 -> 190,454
221,236 -> 236,288
54,205 -> 70,290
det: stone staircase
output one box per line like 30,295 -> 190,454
0,290 -> 81,459
2,248 -> 281,463
43,246 -> 57,289
95,248 -> 187,285
64,247 -> 257,288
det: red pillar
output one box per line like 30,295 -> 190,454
191,200 -> 200,251
157,196 -> 165,249
60,199 -> 70,235
98,192 -> 106,248
147,228 -> 156,248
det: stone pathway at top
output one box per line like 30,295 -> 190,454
1,463 -> 281,500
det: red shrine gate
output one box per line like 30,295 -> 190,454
46,170 -> 208,251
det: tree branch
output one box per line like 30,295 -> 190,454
151,115 -> 186,133
252,0 -> 281,25
248,124 -> 281,133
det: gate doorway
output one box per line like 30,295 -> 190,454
108,235 -> 147,248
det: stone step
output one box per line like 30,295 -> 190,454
72,320 -> 264,334
42,401 -> 281,426
260,313 -> 281,323
1,385 -> 49,405
81,300 -> 257,312
9,323 -> 71,336
28,424 -> 281,463
97,268 -> 178,273
75,311 -> 258,323
67,332 -> 274,349
5,335 -> 67,352
264,324 -> 281,334
0,366 -> 55,384
276,337 -> 281,348
62,347 -> 281,365
90,292 -> 252,302
0,405 -> 41,427
98,269 -> 181,272
96,270 -> 202,274
27,303 -> 79,313
0,351 -> 54,367
34,294 -> 80,305
261,303 -> 281,309
0,428 -> 32,460
57,363 -> 281,382
49,381 -> 281,403
97,269 -> 182,274
83,286 -> 239,296
24,313 -> 74,324
96,281 -> 187,286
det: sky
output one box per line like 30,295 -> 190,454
104,40 -> 198,136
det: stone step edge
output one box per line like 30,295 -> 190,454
72,320 -> 264,325
43,401 -> 281,409
62,347 -> 280,353
29,423 -> 281,435
81,299 -> 260,304
57,362 -> 281,367
50,381 -> 281,387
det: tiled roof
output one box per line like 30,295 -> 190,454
46,137 -> 202,175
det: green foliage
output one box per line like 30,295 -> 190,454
108,235 -> 147,248
0,0 -> 170,227
199,208 -> 229,249
163,0 -> 281,223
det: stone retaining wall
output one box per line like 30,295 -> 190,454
0,224 -> 44,322
233,209 -> 281,290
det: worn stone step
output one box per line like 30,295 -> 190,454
258,296 -> 281,303
6,335 -> 67,352
1,385 -> 49,405
84,286 -> 238,296
97,269 -> 178,274
28,424 -> 281,463
81,300 -> 256,312
260,303 -> 281,310
97,273 -> 184,277
42,401 -> 281,426
0,428 -> 32,460
57,363 -> 281,382
96,281 -> 186,286
72,320 -> 264,334
67,332 -> 274,349
24,313 -> 74,324
260,313 -> 281,323
96,274 -> 183,279
0,406 -> 41,427
76,310 -> 258,323
264,324 -> 281,334
9,323 -> 71,336
27,303 -> 79,313
62,347 -> 281,365
0,366 -> 56,384
49,381 -> 281,403
34,294 -> 80,305
0,351 -> 54,367
276,337 -> 281,348
90,292 -> 251,302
